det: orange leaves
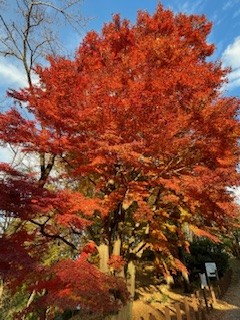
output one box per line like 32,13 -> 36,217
56,189 -> 102,217
189,225 -> 220,243
174,258 -> 188,275
54,189 -> 105,230
91,155 -> 107,166
108,254 -> 125,272
58,287 -> 72,298
102,187 -> 126,214
56,214 -> 92,230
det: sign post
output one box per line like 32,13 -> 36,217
205,262 -> 219,280
205,262 -> 221,298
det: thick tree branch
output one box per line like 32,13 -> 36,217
39,154 -> 56,186
29,218 -> 77,250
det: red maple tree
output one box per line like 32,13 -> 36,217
0,4 -> 239,318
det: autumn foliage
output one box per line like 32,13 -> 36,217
0,4 -> 239,318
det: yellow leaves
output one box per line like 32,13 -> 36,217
178,205 -> 191,220
165,223 -> 177,233
122,197 -> 133,210
161,210 -> 170,218
151,229 -> 167,241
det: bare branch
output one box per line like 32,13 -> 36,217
0,14 -> 23,59
0,0 -> 86,87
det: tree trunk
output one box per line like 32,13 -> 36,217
126,261 -> 136,320
102,238 -> 133,320
178,245 -> 191,293
182,271 -> 191,293
113,237 -> 125,277
98,243 -> 110,274
98,239 -> 136,320
0,279 -> 3,307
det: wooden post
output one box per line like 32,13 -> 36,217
184,297 -> 191,320
216,281 -> 222,298
201,309 -> 209,320
191,294 -> 199,320
209,286 -> 216,305
195,291 -> 203,320
201,288 -> 209,313
164,307 -> 171,320
175,303 -> 182,320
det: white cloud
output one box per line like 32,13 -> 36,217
0,146 -> 13,163
0,145 -> 39,172
228,68 -> 240,82
223,0 -> 239,11
233,8 -> 240,18
228,186 -> 240,204
0,60 -> 39,164
223,0 -> 233,10
221,37 -> 240,91
0,59 -> 28,88
176,0 -> 203,14
222,36 -> 240,69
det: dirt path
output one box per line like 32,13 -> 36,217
208,259 -> 240,320
132,259 -> 240,320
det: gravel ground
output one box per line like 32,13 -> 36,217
208,259 -> 240,320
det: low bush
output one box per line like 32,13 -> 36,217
186,238 -> 229,282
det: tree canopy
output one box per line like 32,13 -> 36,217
0,4 -> 239,319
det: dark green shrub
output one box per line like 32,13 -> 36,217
186,238 -> 229,282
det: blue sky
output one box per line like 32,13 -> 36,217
0,0 -> 240,99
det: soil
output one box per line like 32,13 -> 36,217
207,259 -> 240,320
132,259 -> 240,320
70,259 -> 240,320
132,268 -> 189,320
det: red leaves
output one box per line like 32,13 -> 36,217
0,231 -> 40,290
0,109 -> 36,146
83,242 -> 97,254
35,254 -> 129,315
0,166 -> 53,220
0,162 -> 24,177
